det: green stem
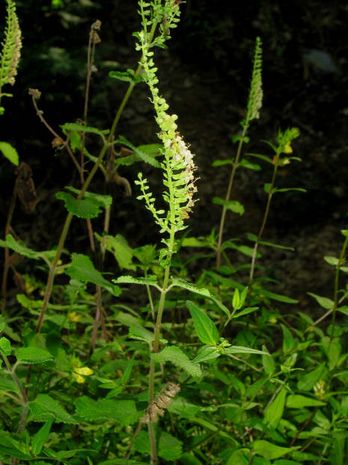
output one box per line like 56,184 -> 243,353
305,231 -> 348,332
216,125 -> 248,268
36,65 -> 143,333
249,154 -> 279,285
2,355 -> 28,431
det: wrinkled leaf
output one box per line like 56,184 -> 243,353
15,347 -> 54,365
152,346 -> 202,378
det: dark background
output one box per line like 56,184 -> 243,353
1,0 -> 348,304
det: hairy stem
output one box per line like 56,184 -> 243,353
249,154 -> 279,284
1,186 -> 16,307
36,65 -> 142,333
216,125 -> 248,268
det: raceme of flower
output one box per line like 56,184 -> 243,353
0,0 -> 22,106
135,0 -> 197,242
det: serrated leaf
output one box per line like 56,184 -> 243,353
65,253 -> 120,296
171,278 -> 230,317
31,419 -> 53,455
61,122 -> 109,137
286,395 -> 325,408
75,396 -> 138,425
0,234 -> 56,262
99,234 -> 136,270
15,347 -> 54,364
253,440 -> 294,460
56,191 -> 104,219
117,135 -> 161,168
113,275 -> 160,289
0,337 -> 12,356
0,141 -> 19,165
29,394 -> 77,424
152,346 -> 202,378
212,197 -> 245,215
109,69 -> 139,83
308,293 -> 334,310
66,187 -> 112,209
186,301 -> 219,345
265,387 -> 287,428
159,432 -> 183,461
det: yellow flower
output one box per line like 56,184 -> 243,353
68,312 -> 81,322
283,142 -> 293,154
72,366 -> 93,383
74,366 -> 94,376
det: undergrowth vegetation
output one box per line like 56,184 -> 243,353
0,1 -> 347,464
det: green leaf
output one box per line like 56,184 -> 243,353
337,306 -> 348,316
262,345 -> 275,376
255,288 -> 298,304
0,141 -> 19,165
212,197 -> 245,215
171,278 -> 230,317
0,234 -> 56,262
265,387 -> 287,428
286,395 -> 325,408
99,234 -> 136,270
152,346 -> 202,378
75,396 -> 138,425
0,431 -> 31,459
253,440 -> 294,460
159,432 -> 183,461
281,324 -> 296,353
232,306 -> 259,319
226,449 -> 250,465
113,274 -> 160,289
56,191 -> 107,219
31,419 -> 53,455
192,346 -> 220,363
297,364 -> 327,391
246,152 -> 273,164
274,187 -> 306,194
273,461 -> 302,465
211,159 -> 233,167
109,69 -> 140,84
0,337 -> 12,356
66,187 -> 112,210
117,136 -> 161,168
65,253 -> 121,296
61,122 -> 109,137
308,293 -> 334,310
239,159 -> 261,171
224,346 -> 267,356
186,301 -> 219,345
29,394 -> 77,424
15,347 -> 54,364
